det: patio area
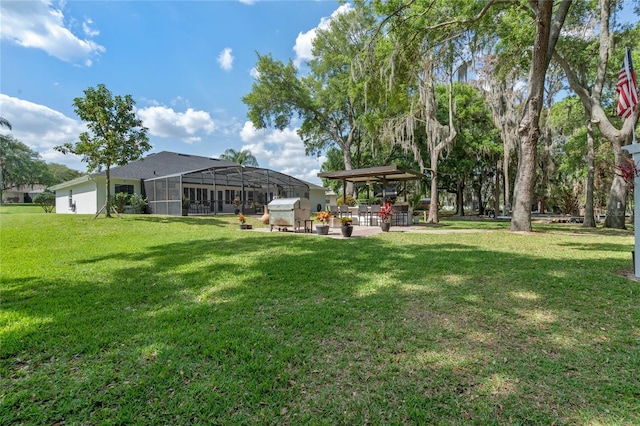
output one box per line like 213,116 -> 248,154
249,223 -> 429,240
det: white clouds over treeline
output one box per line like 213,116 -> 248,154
137,105 -> 216,143
239,122 -> 324,184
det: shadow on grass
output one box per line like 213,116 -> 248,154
2,229 -> 639,424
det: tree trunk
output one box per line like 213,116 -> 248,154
583,114 -> 596,227
538,121 -> 552,213
476,175 -> 484,216
342,143 -> 354,197
494,160 -> 501,214
427,152 -> 439,223
511,0 -> 569,232
503,153 -> 511,215
105,165 -> 112,218
511,115 -> 538,232
456,179 -> 465,216
604,142 -> 629,229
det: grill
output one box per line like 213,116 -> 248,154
268,198 -> 312,232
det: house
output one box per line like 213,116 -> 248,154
49,151 -> 329,215
2,184 -> 46,204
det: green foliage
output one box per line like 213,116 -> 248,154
0,134 -> 52,191
340,216 -> 353,225
56,84 -> 151,173
219,148 -> 259,166
44,163 -> 82,186
129,193 -> 148,214
111,192 -> 130,213
33,190 -> 55,213
110,192 -> 148,214
336,194 -> 356,206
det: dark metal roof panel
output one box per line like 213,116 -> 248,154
317,165 -> 424,183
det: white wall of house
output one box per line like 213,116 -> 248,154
55,180 -> 97,214
54,177 -> 144,214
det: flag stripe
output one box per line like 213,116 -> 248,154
617,47 -> 639,119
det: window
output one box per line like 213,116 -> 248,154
115,184 -> 134,195
225,189 -> 235,204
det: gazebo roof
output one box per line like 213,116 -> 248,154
317,165 -> 424,183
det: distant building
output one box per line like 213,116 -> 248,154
49,151 -> 329,215
2,184 -> 46,204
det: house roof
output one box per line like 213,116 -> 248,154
48,175 -> 92,191
94,151 -> 238,180
51,151 -> 310,192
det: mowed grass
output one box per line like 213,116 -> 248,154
2,206 -> 639,425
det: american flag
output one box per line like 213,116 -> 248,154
617,47 -> 638,119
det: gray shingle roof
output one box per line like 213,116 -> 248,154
93,151 -> 239,180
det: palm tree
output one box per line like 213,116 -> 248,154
0,117 -> 12,130
219,148 -> 259,166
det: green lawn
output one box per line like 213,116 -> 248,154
2,206 -> 639,424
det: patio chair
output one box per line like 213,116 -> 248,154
370,204 -> 380,226
395,205 -> 409,226
330,205 -> 339,218
358,205 -> 370,226
339,204 -> 351,218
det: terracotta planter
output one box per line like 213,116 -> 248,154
341,225 -> 353,237
316,225 -> 330,235
380,222 -> 391,232
261,206 -> 269,224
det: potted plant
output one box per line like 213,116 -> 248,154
238,213 -> 252,229
412,211 -> 421,224
182,196 -> 190,216
340,216 -> 353,237
315,211 -> 332,235
377,203 -> 395,232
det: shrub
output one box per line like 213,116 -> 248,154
129,193 -> 148,214
111,192 -> 129,213
336,195 -> 356,206
34,190 -> 55,213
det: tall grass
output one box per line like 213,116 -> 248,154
1,206 -> 639,424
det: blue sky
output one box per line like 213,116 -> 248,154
1,0 -> 350,184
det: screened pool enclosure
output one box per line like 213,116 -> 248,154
144,165 -> 310,216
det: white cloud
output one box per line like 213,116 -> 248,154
238,0 -> 257,4
217,47 -> 234,71
293,3 -> 352,67
137,106 -> 215,143
239,121 -> 323,183
82,18 -> 99,37
0,94 -> 88,170
249,67 -> 260,79
0,0 -> 105,66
